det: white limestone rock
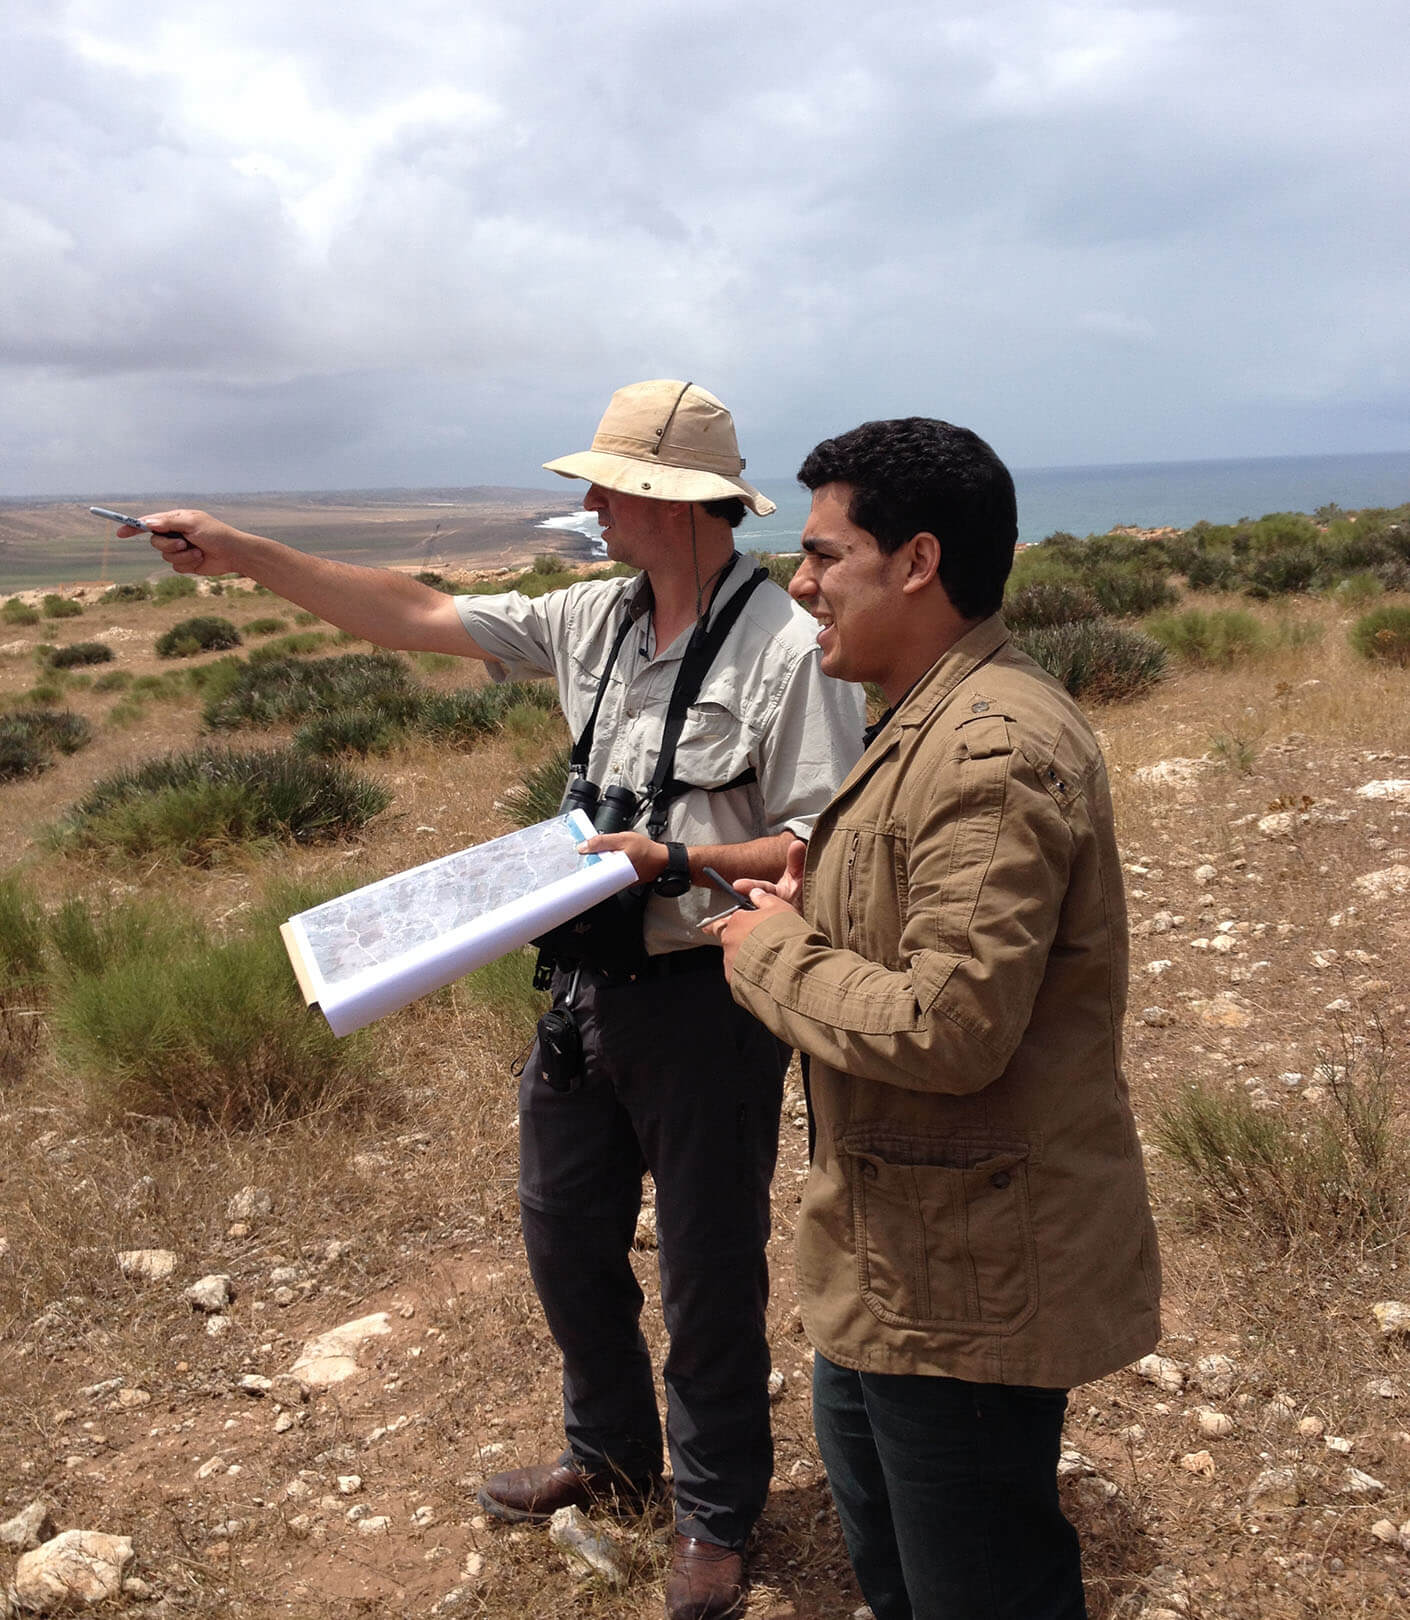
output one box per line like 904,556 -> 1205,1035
1136,1354 -> 1186,1393
1194,1354 -> 1237,1397
1372,1300 -> 1410,1337
0,1500 -> 56,1553
116,1249 -> 176,1283
289,1311 -> 392,1388
12,1530 -> 133,1612
185,1274 -> 235,1313
548,1505 -> 628,1587
225,1186 -> 275,1223
1354,865 -> 1410,901
1247,1466 -> 1305,1509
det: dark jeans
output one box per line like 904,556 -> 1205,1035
518,959 -> 788,1548
812,1354 -> 1086,1620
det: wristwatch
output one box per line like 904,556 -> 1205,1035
653,841 -> 692,897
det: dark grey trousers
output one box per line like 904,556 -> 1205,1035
518,957 -> 788,1549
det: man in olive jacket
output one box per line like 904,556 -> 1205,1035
707,418 -> 1161,1620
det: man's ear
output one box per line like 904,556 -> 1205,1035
900,531 -> 941,594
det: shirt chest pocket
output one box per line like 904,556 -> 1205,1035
672,702 -> 760,792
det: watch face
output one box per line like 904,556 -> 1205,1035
655,844 -> 690,896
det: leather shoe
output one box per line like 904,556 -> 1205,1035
477,1453 -> 660,1524
665,1534 -> 746,1620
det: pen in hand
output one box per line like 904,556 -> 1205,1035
701,865 -> 759,915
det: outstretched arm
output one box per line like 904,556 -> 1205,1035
120,509 -> 495,659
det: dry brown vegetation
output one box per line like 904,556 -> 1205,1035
1,570 -> 1409,1618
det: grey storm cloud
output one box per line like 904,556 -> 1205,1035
1,0 -> 1406,496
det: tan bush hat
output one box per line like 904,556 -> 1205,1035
544,379 -> 776,516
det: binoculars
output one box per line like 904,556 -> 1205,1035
564,778 -> 640,835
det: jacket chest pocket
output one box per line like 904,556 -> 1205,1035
834,827 -> 907,968
841,1130 -> 1038,1335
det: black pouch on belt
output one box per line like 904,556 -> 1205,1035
536,1005 -> 585,1093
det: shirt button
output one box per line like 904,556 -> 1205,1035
990,1171 -> 1012,1190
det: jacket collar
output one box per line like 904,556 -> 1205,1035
830,614 -> 1011,805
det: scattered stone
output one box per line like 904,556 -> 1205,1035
1267,1393 -> 1299,1423
1342,1467 -> 1385,1497
272,1287 -> 298,1308
633,1207 -> 657,1250
12,1530 -> 134,1612
195,1456 -> 227,1480
768,1369 -> 786,1403
205,1315 -> 233,1339
1248,1466 -> 1305,1509
1194,1354 -> 1237,1397
1356,780 -> 1410,803
356,1516 -> 392,1535
1134,759 -> 1205,788
1365,1378 -> 1403,1400
1145,960 -> 1174,977
1196,1409 -> 1234,1438
1370,1519 -> 1402,1546
270,1373 -> 311,1405
117,1249 -> 177,1283
548,1505 -> 628,1587
115,1388 -> 151,1410
1180,1450 -> 1216,1477
1135,1354 -> 1186,1393
1354,865 -> 1410,900
410,1505 -> 436,1529
1257,811 -> 1299,839
338,1475 -> 362,1495
1325,1435 -> 1352,1454
185,1274 -> 235,1313
1190,996 -> 1252,1029
273,1412 -> 296,1434
285,1513 -> 313,1539
237,1375 -> 272,1397
0,1499 -> 56,1553
1141,1006 -> 1175,1028
1372,1301 -> 1410,1338
225,1187 -> 275,1223
1297,1416 -> 1325,1439
1194,864 -> 1217,884
289,1312 -> 392,1388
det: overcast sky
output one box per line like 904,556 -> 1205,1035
2,0 -> 1406,498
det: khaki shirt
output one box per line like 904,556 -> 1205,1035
730,617 -> 1161,1387
456,562 -> 866,954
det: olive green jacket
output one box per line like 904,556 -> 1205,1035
731,616 -> 1161,1388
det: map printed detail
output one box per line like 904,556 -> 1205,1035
281,811 -> 637,1036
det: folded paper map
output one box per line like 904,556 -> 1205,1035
280,809 -> 637,1036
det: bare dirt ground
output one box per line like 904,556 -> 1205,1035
1,578 -> 1409,1618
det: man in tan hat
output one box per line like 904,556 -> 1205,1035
128,380 -> 864,1620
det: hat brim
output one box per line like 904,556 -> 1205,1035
543,450 -> 776,517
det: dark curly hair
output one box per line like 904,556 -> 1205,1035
797,418 -> 1017,618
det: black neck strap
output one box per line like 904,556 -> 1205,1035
567,554 -> 769,837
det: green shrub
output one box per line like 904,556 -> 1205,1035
1,598 -> 40,626
532,553 -> 563,575
1015,620 -> 1167,704
51,913 -> 372,1126
244,616 -> 288,636
1003,581 -> 1103,632
155,616 -> 243,658
415,571 -> 459,595
246,631 -> 331,663
51,745 -> 391,863
1087,566 -> 1178,618
1144,607 -> 1268,667
1183,548 -> 1240,592
0,709 -> 92,780
1244,545 -> 1321,598
92,670 -> 132,693
203,651 -> 416,730
293,610 -> 321,627
41,594 -> 83,620
1154,1025 -> 1407,1248
1329,572 -> 1384,610
46,641 -> 114,669
151,574 -> 199,603
1349,605 -> 1410,667
294,710 -> 406,757
763,553 -> 801,589
499,744 -> 571,827
99,582 -> 152,605
0,877 -> 49,995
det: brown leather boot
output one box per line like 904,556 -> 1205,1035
477,1453 -> 661,1524
664,1533 -> 746,1620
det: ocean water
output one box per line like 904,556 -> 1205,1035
539,449 -> 1410,555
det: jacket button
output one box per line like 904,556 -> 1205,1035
990,1170 -> 1012,1189
861,1162 -> 878,1179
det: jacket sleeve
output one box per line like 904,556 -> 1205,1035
729,735 -> 1074,1093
